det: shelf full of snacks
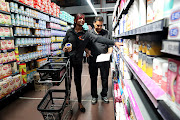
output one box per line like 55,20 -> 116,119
112,0 -> 180,120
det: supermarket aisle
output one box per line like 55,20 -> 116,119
0,63 -> 115,120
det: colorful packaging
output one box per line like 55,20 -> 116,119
3,53 -> 8,63
138,52 -> 143,68
19,63 -> 27,84
13,74 -> 22,89
4,27 -> 10,37
167,59 -> 180,105
0,53 -> 3,64
0,40 -> 7,50
0,67 -> 3,79
142,53 -> 147,72
0,13 -> 4,24
7,40 -> 14,49
146,41 -> 162,56
161,62 -> 168,92
146,56 -> 154,78
147,0 -> 155,23
152,58 -> 168,85
169,5 -> 180,25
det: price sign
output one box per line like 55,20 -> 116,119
162,41 -> 180,55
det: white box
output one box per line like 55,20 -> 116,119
168,23 -> 180,40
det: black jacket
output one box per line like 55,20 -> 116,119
62,28 -> 115,61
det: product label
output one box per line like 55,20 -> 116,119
169,62 -> 177,72
169,27 -> 179,37
171,10 -> 180,22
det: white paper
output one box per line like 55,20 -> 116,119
96,53 -> 111,62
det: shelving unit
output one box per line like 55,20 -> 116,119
112,0 -> 180,120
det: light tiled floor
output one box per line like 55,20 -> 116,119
0,63 -> 115,120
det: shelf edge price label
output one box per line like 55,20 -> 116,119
162,41 -> 180,55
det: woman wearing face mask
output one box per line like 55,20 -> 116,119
62,13 -> 123,113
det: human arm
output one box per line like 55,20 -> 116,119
62,30 -> 71,52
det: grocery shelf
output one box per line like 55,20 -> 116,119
161,40 -> 180,56
15,43 -> 51,48
120,54 -> 165,107
0,10 -> 11,15
123,79 -> 161,120
11,0 -> 50,16
48,21 -> 67,27
14,35 -> 50,38
0,37 -> 14,40
51,48 -> 62,51
0,72 -> 19,82
0,60 -> 17,66
0,24 -> 13,27
115,19 -> 167,37
0,49 -> 15,53
112,0 -> 134,30
18,55 -> 49,64
157,100 -> 180,120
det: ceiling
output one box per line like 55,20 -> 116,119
52,0 -> 116,8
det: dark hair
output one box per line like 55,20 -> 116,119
94,16 -> 104,22
74,13 -> 85,24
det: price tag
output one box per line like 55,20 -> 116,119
162,41 -> 180,55
153,20 -> 163,32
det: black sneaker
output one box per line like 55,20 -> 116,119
102,97 -> 109,103
91,97 -> 98,105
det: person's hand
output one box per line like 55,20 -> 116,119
63,46 -> 71,52
114,42 -> 123,49
85,48 -> 91,57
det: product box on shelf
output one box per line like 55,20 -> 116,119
168,23 -> 180,40
19,63 -> 27,84
167,59 -> 180,105
161,62 -> 168,92
0,81 -> 9,98
146,55 -> 154,78
147,0 -> 154,24
0,40 -> 7,50
13,74 -> 22,89
152,57 -> 168,85
169,5 -> 180,25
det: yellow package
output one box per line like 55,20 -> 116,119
146,56 -> 154,78
142,53 -> 147,72
146,41 -> 162,56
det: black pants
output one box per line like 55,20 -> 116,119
70,59 -> 83,103
89,56 -> 110,98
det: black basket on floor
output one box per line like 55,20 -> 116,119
37,89 -> 67,120
37,62 -> 66,85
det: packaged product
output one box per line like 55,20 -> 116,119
0,81 -> 5,99
8,51 -> 16,62
142,53 -> 147,72
3,53 -> 8,63
161,62 -> 168,92
146,41 -> 162,56
167,59 -> 180,105
4,14 -> 11,25
0,67 -> 3,79
19,63 -> 27,84
7,40 -> 14,49
0,53 -> 3,64
6,2 -> 10,12
152,58 -> 168,85
138,52 -> 143,68
0,27 -> 5,37
11,62 -> 18,74
4,27 -> 10,37
13,74 -> 22,89
0,13 -> 4,24
0,40 -> 7,50
169,5 -> 180,25
1,81 -> 9,97
0,1 -> 7,12
146,56 -> 154,78
8,76 -> 15,91
2,64 -> 8,77
147,0 -> 154,24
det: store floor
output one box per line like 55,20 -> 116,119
0,63 -> 115,120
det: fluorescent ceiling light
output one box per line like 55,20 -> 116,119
87,0 -> 98,16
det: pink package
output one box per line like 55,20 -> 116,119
167,59 -> 180,105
